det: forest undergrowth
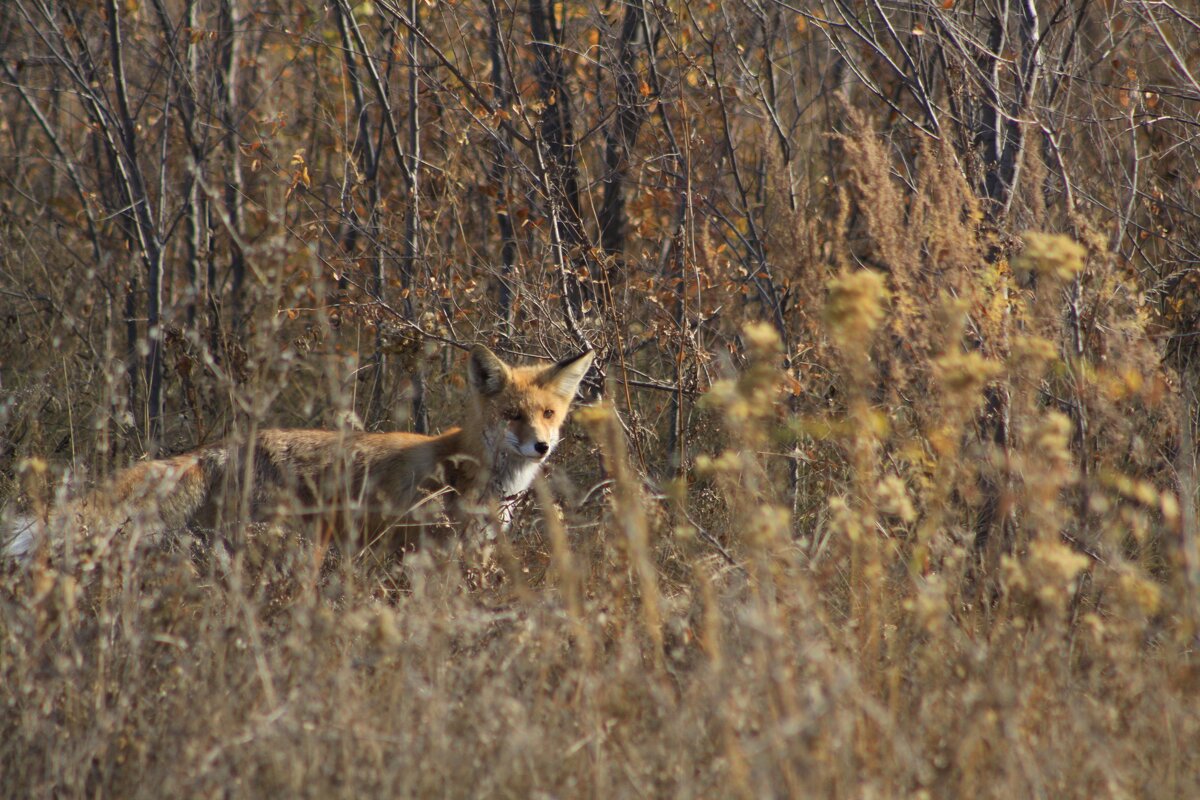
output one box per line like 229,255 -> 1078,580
2,1 -> 1199,797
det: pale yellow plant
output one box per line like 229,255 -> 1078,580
825,268 -> 889,354
1014,232 -> 1087,283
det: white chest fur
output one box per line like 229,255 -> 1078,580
488,449 -> 541,498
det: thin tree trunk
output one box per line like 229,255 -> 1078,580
1179,374 -> 1200,623
150,0 -> 205,334
105,0 -> 166,450
217,0 -> 245,330
405,0 -> 427,433
487,0 -> 518,339
334,0 -> 389,426
598,0 -> 648,260
182,0 -> 204,333
977,0 -> 1040,219
125,276 -> 140,436
529,0 -> 590,325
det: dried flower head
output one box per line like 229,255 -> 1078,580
1010,334 -> 1059,370
825,268 -> 889,351
1032,411 -> 1074,474
742,320 -> 782,357
932,350 -> 1001,399
745,503 -> 790,547
1014,232 -> 1086,283
1116,570 -> 1162,615
701,322 -> 786,430
827,495 -> 863,542
875,475 -> 916,523
1025,539 -> 1092,610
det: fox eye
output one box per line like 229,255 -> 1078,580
504,408 -> 521,422
542,409 -> 555,420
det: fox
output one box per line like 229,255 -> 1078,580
2,345 -> 595,560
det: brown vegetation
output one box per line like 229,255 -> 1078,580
2,0 -> 1199,796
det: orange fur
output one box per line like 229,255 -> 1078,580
10,346 -> 593,557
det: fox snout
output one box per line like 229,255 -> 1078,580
523,435 -> 552,459
506,426 -> 555,460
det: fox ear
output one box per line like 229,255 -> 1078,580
468,345 -> 509,396
540,350 -> 595,400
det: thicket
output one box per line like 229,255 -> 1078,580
2,1 -> 1199,796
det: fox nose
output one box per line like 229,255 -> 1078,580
534,441 -> 550,456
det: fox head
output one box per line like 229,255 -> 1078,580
467,345 -> 595,468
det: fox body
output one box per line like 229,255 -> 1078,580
3,346 -> 594,558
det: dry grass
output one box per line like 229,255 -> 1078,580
4,270 -> 1199,799
3,84 -> 1199,800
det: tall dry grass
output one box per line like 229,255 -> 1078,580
3,124 -> 1198,799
